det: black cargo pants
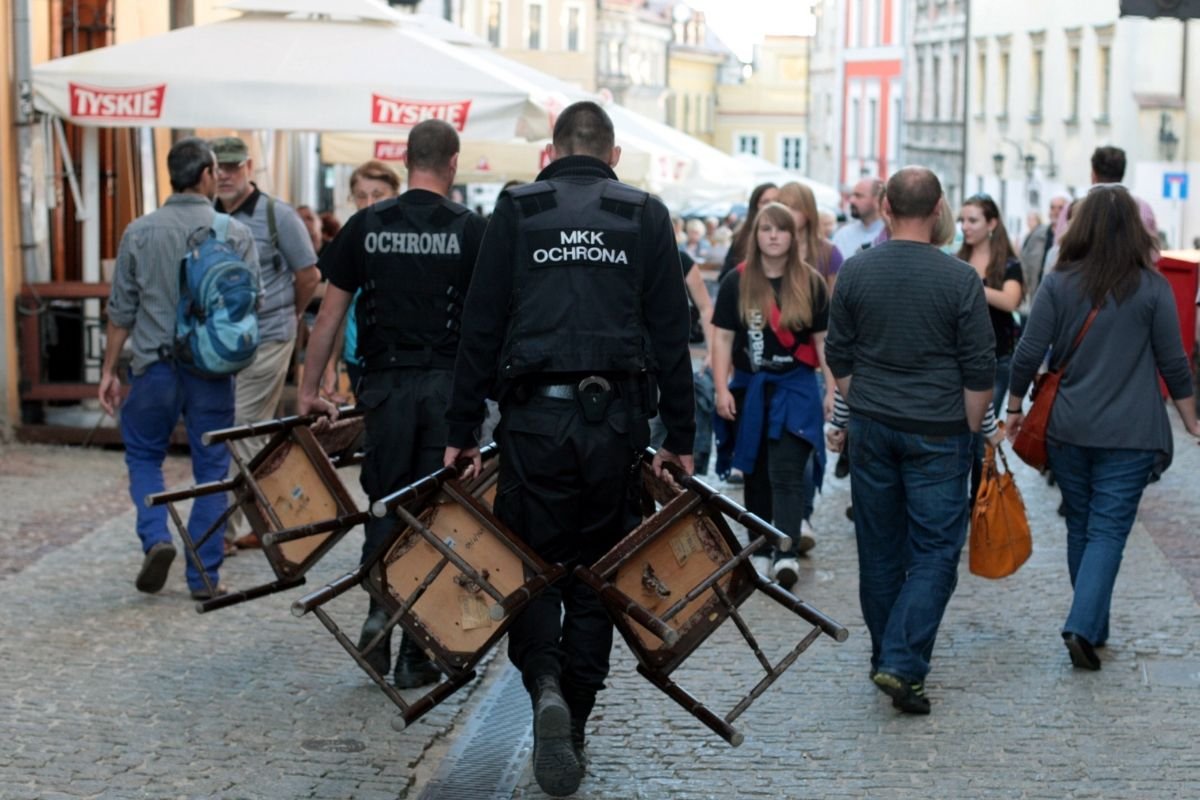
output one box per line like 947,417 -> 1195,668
357,366 -> 453,562
494,390 -> 645,720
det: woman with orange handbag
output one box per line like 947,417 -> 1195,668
1006,186 -> 1200,672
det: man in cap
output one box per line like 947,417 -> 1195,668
211,136 -> 320,547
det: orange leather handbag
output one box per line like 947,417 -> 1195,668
969,443 -> 1032,579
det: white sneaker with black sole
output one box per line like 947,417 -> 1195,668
799,519 -> 817,555
773,558 -> 799,590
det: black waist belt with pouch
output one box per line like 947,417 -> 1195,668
533,375 -> 617,422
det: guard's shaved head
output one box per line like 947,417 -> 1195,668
552,101 -> 615,159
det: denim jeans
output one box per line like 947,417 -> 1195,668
693,367 -> 715,474
1047,442 -> 1156,646
799,372 -> 828,521
120,361 -> 234,590
649,367 -> 714,473
848,415 -> 973,682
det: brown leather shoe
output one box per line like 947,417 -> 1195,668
234,531 -> 262,550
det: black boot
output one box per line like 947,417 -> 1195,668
560,681 -> 594,772
393,632 -> 440,689
531,675 -> 584,797
356,603 -> 391,677
570,717 -> 588,768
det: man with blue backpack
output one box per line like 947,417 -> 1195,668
99,137 -> 260,600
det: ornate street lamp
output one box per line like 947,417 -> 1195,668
1159,113 -> 1180,162
1031,138 -> 1058,178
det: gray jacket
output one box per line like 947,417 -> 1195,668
1009,268 -> 1192,464
108,194 -> 259,375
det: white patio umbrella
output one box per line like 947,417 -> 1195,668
732,153 -> 842,212
315,13 -> 756,205
31,2 -> 569,139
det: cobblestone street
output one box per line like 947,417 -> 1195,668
2,417 -> 1198,799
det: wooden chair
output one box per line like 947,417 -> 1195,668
573,455 -> 849,746
292,444 -> 567,730
146,407 -> 368,613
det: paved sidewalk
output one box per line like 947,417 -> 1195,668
0,444 -> 466,800
1,415 -> 1198,799
505,418 -> 1200,799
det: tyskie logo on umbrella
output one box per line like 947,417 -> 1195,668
69,82 -> 166,119
371,95 -> 472,131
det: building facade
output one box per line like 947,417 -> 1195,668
664,4 -> 736,147
807,0 -> 844,190
596,0 -> 673,123
439,0 -> 598,91
716,36 -> 811,172
967,4 -> 1198,249
902,0 -> 967,208
841,0 -> 905,185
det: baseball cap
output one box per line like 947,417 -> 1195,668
211,136 -> 249,164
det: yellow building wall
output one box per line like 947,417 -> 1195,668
714,36 -> 809,167
496,1 -> 596,92
668,53 -> 721,145
2,0 -> 19,432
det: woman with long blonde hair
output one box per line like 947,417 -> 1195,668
712,203 -> 835,589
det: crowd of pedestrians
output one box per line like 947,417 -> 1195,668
99,127 -> 1199,795
683,147 -> 1199,717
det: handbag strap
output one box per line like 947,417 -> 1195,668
1056,307 -> 1099,373
994,442 -> 1012,474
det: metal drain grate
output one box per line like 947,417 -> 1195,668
417,665 -> 532,799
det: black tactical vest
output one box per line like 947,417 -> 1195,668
499,177 -> 651,379
357,197 -> 471,370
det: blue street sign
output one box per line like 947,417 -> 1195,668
1163,172 -> 1189,200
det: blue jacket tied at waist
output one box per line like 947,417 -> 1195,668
717,366 -> 826,489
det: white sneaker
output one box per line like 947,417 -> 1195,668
774,558 -> 799,590
799,519 -> 817,555
750,555 -> 773,578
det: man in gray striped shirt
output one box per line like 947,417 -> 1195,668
825,167 -> 995,716
212,136 -> 319,548
99,137 -> 259,600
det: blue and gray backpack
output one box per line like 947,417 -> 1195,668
174,213 -> 259,376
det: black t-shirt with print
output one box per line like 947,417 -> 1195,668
713,269 -> 829,374
987,259 -> 1025,357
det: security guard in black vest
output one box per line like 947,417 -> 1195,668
444,101 -> 695,797
299,119 -> 486,690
